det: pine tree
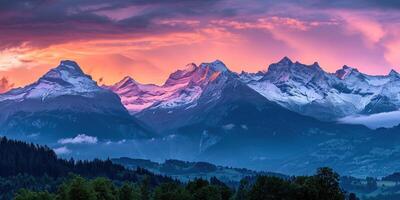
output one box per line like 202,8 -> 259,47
119,182 -> 140,200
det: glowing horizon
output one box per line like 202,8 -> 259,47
0,0 -> 399,92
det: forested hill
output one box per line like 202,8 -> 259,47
0,137 -> 174,199
112,157 -> 287,183
0,137 -> 175,180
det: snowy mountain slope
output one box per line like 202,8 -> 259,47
361,71 -> 400,114
108,57 -> 400,126
0,60 -> 101,102
133,60 -> 238,132
242,57 -> 400,120
104,76 -> 162,113
134,60 -> 370,140
0,60 -> 152,141
107,60 -> 230,114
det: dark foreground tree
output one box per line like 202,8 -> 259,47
14,189 -> 54,200
235,179 -> 250,200
247,167 -> 346,200
153,183 -> 191,200
118,182 -> 140,200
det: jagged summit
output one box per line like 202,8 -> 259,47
269,57 -> 324,71
121,76 -> 135,82
113,76 -> 140,89
266,58 -> 325,80
41,60 -> 91,82
312,62 -> 320,67
200,60 -> 229,72
389,69 -> 400,77
277,56 -> 293,65
58,60 -> 84,73
164,64 -> 198,86
164,60 -> 229,87
182,63 -> 198,71
335,65 -> 359,79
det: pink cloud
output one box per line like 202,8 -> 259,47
384,39 -> 400,68
337,11 -> 386,47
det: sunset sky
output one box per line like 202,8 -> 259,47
0,0 -> 399,92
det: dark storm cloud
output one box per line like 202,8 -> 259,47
238,0 -> 400,11
0,0 -> 398,50
0,0 -> 232,49
368,0 -> 400,9
303,0 -> 400,10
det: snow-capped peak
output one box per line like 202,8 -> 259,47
311,62 -> 321,69
42,60 -> 93,82
200,60 -> 228,72
239,71 -> 265,83
112,76 -> 139,90
58,60 -> 84,73
389,69 -> 400,77
0,60 -> 101,102
277,56 -> 293,65
266,58 -> 325,79
41,60 -> 90,82
164,63 -> 199,86
182,63 -> 198,72
335,65 -> 358,79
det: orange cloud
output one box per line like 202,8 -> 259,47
0,23 -> 247,87
0,77 -> 14,93
1,10 -> 399,90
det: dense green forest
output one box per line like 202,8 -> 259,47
14,167 -> 355,200
0,137 -> 358,200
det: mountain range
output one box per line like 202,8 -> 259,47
1,58 -> 400,176
109,57 -> 400,126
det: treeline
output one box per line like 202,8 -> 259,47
0,136 -> 171,180
382,172 -> 400,182
0,137 -> 173,199
0,137 -> 166,179
14,167 -> 359,200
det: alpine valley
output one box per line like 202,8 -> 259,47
2,58 -> 400,177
